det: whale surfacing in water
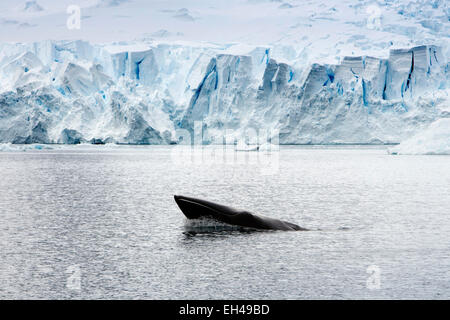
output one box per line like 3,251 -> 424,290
174,195 -> 307,231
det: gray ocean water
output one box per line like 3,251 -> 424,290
0,145 -> 449,299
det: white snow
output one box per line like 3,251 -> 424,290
0,39 -> 448,145
389,118 -> 450,155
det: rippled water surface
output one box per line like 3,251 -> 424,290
0,145 -> 449,299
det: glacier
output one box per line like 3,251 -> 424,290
389,118 -> 450,155
0,39 -> 448,145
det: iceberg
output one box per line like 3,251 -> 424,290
389,118 -> 450,155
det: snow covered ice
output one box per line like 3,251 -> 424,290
0,0 -> 448,145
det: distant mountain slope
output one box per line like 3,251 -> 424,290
0,1 -> 448,144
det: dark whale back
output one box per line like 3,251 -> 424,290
174,195 -> 307,231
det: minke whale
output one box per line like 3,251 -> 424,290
174,195 -> 307,231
